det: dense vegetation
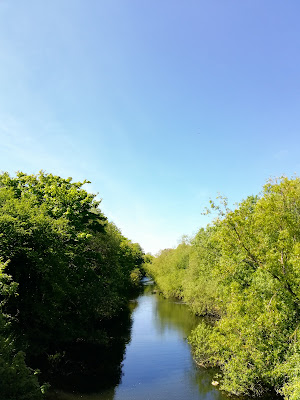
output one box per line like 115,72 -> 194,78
0,171 -> 145,400
146,176 -> 300,400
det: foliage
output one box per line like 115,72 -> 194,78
130,268 -> 142,286
183,226 -> 221,316
149,176 -> 300,399
145,240 -> 190,298
0,171 -> 145,398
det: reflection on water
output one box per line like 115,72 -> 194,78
154,294 -> 199,338
48,282 -> 275,400
46,309 -> 133,399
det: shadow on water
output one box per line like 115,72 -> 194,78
45,307 -> 134,399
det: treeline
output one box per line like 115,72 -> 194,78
0,171 -> 145,400
146,177 -> 300,400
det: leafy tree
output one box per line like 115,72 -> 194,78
145,240 -> 190,298
183,226 -> 221,316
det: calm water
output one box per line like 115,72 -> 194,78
49,282 -> 273,400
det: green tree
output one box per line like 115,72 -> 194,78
189,177 -> 300,398
0,172 -> 144,352
145,240 -> 190,298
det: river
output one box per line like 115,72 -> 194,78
48,280 -> 277,400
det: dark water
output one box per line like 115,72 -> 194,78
48,282 -> 276,400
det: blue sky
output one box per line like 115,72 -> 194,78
0,1 -> 299,254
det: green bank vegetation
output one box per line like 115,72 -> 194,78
146,176 -> 300,399
0,171 -> 145,400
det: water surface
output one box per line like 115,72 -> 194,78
50,283 -> 263,400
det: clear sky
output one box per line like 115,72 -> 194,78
0,0 -> 299,254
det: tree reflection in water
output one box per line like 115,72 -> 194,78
153,290 -> 200,338
46,305 -> 134,399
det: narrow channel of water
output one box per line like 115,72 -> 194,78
49,281 -> 274,400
